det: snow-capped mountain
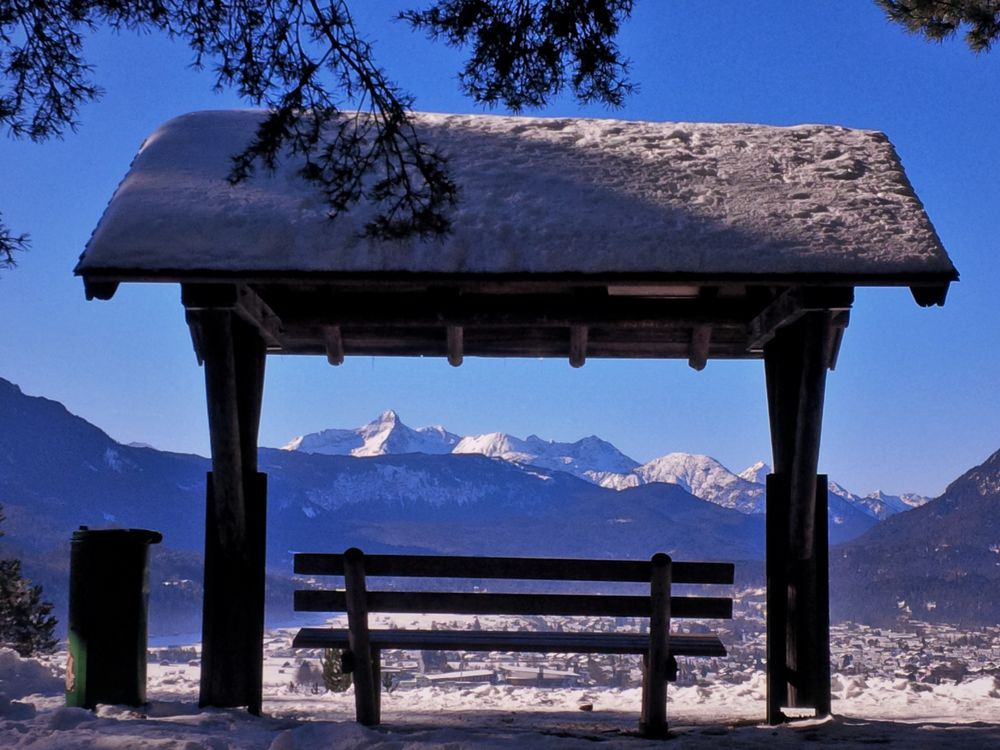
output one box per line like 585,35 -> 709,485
286,415 -> 638,482
282,412 -> 920,523
283,410 -> 459,457
596,453 -> 765,514
738,461 -> 771,486
828,482 -> 930,521
637,454 -> 765,514
451,432 -> 639,483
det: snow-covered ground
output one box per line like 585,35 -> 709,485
2,629 -> 999,749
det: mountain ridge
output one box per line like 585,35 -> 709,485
6,376 -> 982,631
282,411 -> 929,520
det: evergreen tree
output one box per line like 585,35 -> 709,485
0,506 -> 57,657
320,648 -> 353,692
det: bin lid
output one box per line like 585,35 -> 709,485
71,527 -> 163,545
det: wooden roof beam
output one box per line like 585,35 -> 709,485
447,326 -> 463,367
261,292 -> 755,330
910,284 -> 950,307
569,326 -> 588,368
182,283 -> 283,352
688,324 -> 712,371
747,287 -> 853,355
324,326 -> 344,366
825,311 -> 850,371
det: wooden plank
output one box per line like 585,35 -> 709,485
294,590 -> 732,619
569,326 -> 588,368
641,553 -> 671,738
294,553 -> 734,585
292,628 -> 726,657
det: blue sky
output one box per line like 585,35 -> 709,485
1,1 -> 997,497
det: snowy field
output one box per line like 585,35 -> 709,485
2,624 -> 1000,750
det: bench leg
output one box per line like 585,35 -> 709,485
344,549 -> 379,726
351,650 -> 379,726
371,647 -> 381,725
640,553 -> 671,738
640,654 -> 669,738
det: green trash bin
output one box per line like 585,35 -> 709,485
66,527 -> 163,709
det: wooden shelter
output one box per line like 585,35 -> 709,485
76,110 -> 956,722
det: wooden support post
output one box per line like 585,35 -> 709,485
765,472 -> 790,725
344,547 -> 379,726
788,312 -> 832,561
191,307 -> 268,714
569,325 -> 588,368
447,325 -> 463,367
811,475 -> 832,716
640,552 -> 671,738
763,312 -> 835,723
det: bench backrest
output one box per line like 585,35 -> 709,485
294,549 -> 734,620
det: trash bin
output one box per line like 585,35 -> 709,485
65,527 -> 162,709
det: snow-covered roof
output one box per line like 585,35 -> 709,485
76,110 -> 956,284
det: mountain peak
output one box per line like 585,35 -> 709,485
285,411 -> 459,458
738,461 -> 771,485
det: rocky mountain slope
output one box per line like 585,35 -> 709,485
831,448 -> 1000,625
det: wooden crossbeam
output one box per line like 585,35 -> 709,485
747,287 -> 853,353
182,283 -> 283,355
265,292 -> 753,330
825,311 -> 850,370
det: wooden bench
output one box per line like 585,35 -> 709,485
292,548 -> 734,737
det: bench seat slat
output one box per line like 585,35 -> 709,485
292,627 -> 727,657
295,553 -> 734,585
294,590 -> 733,619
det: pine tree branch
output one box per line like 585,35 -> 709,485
0,215 -> 28,270
878,1 -> 1000,52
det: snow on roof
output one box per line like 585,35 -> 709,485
76,110 -> 956,280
